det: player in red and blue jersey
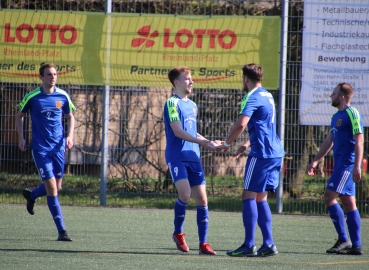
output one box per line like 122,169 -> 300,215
308,83 -> 364,255
215,63 -> 284,257
164,66 -> 217,255
16,63 -> 76,241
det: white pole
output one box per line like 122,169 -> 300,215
276,0 -> 289,214
100,0 -> 112,206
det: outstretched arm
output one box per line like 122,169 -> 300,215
170,121 -> 214,150
215,114 -> 250,152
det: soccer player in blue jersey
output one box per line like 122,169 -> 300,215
16,63 -> 76,241
308,83 -> 363,255
214,63 -> 284,257
164,66 -> 217,255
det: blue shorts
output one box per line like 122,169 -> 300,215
32,150 -> 65,181
167,160 -> 206,187
326,163 -> 355,196
243,157 -> 282,192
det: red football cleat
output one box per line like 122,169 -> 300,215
199,243 -> 216,255
172,233 -> 189,252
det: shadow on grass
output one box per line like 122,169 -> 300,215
0,248 -> 201,256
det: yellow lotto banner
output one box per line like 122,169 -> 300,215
0,11 -> 280,88
0,10 -> 88,84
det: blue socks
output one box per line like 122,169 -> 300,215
47,196 -> 66,233
174,199 -> 209,244
30,183 -> 47,201
346,209 -> 362,247
243,198 -> 257,247
328,204 -> 362,247
257,201 -> 274,246
243,199 -> 275,247
197,205 -> 209,244
327,203 -> 348,242
174,198 -> 187,234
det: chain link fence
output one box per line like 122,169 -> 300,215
1,0 -> 368,215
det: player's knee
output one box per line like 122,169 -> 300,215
197,199 -> 207,206
323,196 -> 335,207
193,195 -> 207,206
341,198 -> 357,212
179,194 -> 191,203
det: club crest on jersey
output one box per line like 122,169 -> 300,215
336,119 -> 342,126
56,101 -> 62,108
193,108 -> 197,116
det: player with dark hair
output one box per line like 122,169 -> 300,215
214,63 -> 284,257
308,83 -> 363,255
164,66 -> 216,255
16,62 -> 76,241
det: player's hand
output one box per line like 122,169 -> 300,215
199,140 -> 215,150
66,136 -> 74,149
233,145 -> 247,158
214,141 -> 230,153
18,139 -> 27,151
206,140 -> 225,151
352,167 -> 361,183
209,140 -> 222,147
307,161 -> 318,175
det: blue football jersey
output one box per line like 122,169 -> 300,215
330,106 -> 363,165
239,87 -> 284,158
17,87 -> 76,151
164,95 -> 200,162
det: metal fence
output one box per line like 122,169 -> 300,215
1,0 -> 368,216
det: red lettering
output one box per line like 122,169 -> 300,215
206,30 -> 220,49
218,30 -> 237,49
161,28 -> 236,49
47,25 -> 60,44
16,24 -> 34,43
175,29 -> 193,48
3,23 -> 77,44
35,24 -> 47,43
164,28 -> 174,48
4,23 -> 15,42
194,29 -> 206,48
59,25 -> 78,44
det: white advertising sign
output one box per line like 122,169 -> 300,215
300,0 -> 369,126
